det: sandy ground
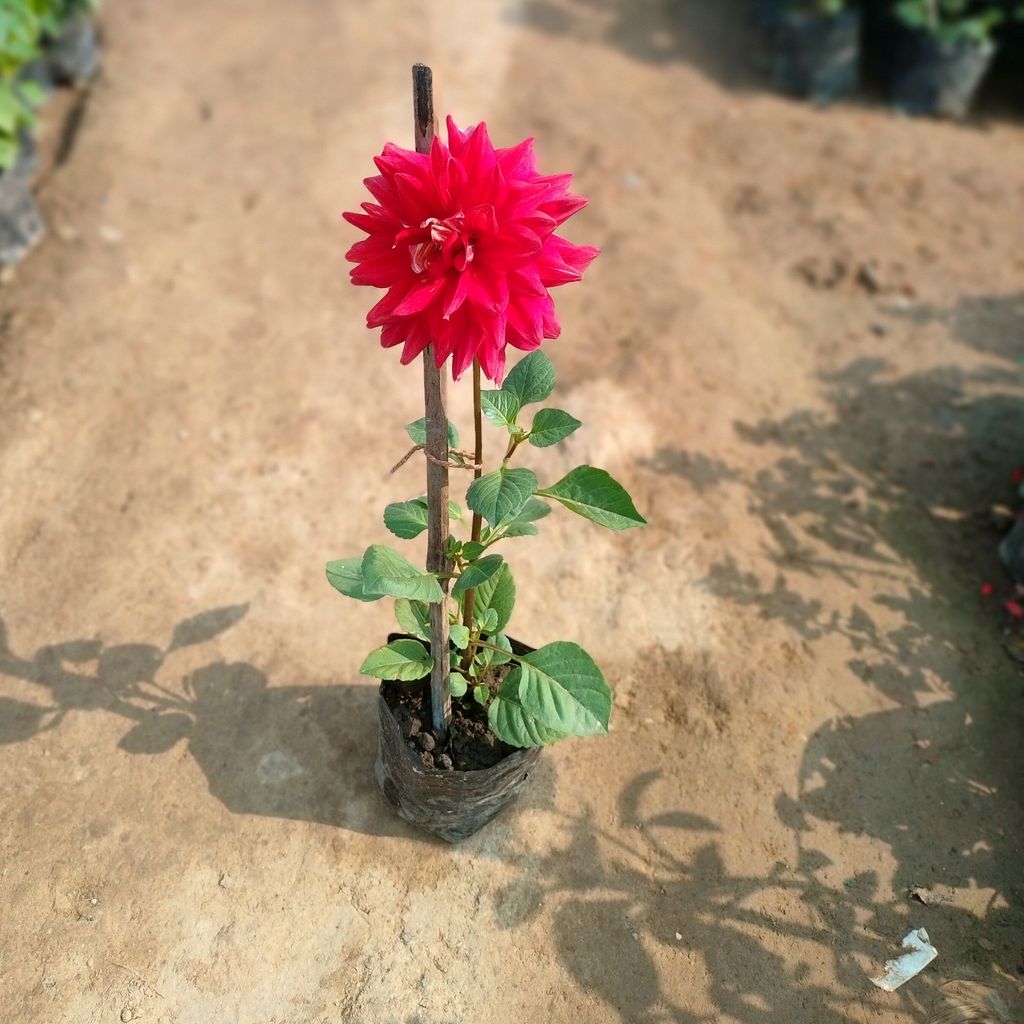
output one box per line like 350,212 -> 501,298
2,1 -> 1024,1022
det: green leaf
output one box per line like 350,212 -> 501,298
405,417 -> 459,448
471,564 -> 516,632
462,541 -> 486,561
360,639 -> 432,681
537,466 -> 646,531
450,672 -> 469,698
473,685 -> 490,706
394,598 -> 430,639
515,642 -> 612,737
529,408 -> 582,448
361,545 -> 444,603
326,557 -> 379,602
383,499 -> 430,539
467,467 -> 538,527
499,497 -> 551,538
452,554 -> 504,599
480,607 -> 499,634
503,351 -> 555,408
481,389 -> 521,430
449,623 -> 471,650
16,80 -> 44,108
384,497 -> 462,539
489,674 -> 570,748
476,632 -> 513,671
0,136 -> 17,171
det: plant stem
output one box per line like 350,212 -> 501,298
460,359 -> 485,669
413,63 -> 452,737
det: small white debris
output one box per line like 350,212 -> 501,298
870,928 -> 937,991
99,225 -> 123,245
675,932 -> 682,940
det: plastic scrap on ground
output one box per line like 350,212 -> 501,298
870,927 -> 938,992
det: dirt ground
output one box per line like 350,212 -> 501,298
2,1 -> 1023,1022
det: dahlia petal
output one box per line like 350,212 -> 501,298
507,330 -> 542,353
509,267 -> 547,297
519,210 -> 558,239
538,236 -> 601,286
466,204 -> 498,237
450,326 -> 482,379
430,139 -> 454,205
496,138 -> 536,179
460,122 -> 498,178
346,237 -> 396,262
507,297 -> 544,346
380,321 -> 405,349
342,207 -> 393,234
359,201 -> 398,222
443,271 -> 472,319
393,276 -> 446,315
542,193 -> 589,224
495,224 -> 544,267
400,322 -> 432,365
477,313 -> 507,382
446,116 -> 470,156
541,307 -> 561,339
373,142 -> 428,177
350,254 -> 409,287
367,286 -> 406,327
393,172 -> 437,222
363,174 -> 397,206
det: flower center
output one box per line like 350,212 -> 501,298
408,213 -> 475,275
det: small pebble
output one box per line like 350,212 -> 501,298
437,753 -> 453,771
420,751 -> 435,769
675,932 -> 682,940
417,732 -> 436,752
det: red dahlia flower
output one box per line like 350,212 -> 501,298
344,117 -> 599,383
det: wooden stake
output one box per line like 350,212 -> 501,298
412,64 -> 452,736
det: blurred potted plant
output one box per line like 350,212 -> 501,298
0,0 -> 46,264
771,0 -> 863,104
42,0 -> 100,84
890,0 -> 1004,116
327,70 -> 646,842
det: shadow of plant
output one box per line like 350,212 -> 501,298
884,291 -> 1024,365
0,605 -> 419,839
685,356 -> 1024,999
496,770 -> 919,1024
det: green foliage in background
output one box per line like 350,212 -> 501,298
893,0 -> 1021,44
0,0 -> 98,170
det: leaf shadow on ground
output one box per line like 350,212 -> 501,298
508,0 -> 768,92
673,353 -> 1024,1012
0,604 -> 446,841
496,770 -> 924,1023
503,348 -> 1024,1023
883,291 -> 1024,366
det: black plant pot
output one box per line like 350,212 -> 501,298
752,0 -> 788,34
373,633 -> 542,842
773,7 -> 861,104
46,17 -> 101,84
890,29 -> 997,118
0,135 -> 44,266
